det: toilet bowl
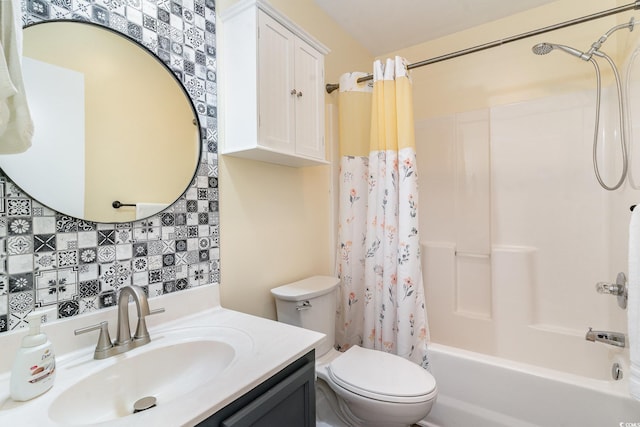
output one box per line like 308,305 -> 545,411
317,346 -> 437,427
271,276 -> 437,427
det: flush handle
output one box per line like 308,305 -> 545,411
296,300 -> 312,311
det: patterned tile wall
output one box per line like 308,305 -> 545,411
0,0 -> 219,334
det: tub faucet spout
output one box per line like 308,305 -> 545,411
585,327 -> 626,348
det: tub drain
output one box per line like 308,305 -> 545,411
133,396 -> 157,413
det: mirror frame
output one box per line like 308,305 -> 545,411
0,19 -> 203,224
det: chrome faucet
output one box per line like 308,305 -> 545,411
585,327 -> 626,348
75,285 -> 164,359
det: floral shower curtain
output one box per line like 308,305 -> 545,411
336,57 -> 429,368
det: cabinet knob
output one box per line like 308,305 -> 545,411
290,89 -> 297,95
296,91 -> 303,98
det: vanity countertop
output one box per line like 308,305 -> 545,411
0,284 -> 324,426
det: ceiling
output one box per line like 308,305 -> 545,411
313,0 -> 560,56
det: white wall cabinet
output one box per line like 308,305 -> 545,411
220,0 -> 330,167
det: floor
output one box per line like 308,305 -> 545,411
316,380 -> 349,427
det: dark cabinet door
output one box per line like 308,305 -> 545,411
221,360 -> 314,426
197,350 -> 315,427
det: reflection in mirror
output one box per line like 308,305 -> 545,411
0,21 -> 200,223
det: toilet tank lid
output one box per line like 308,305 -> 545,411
270,276 -> 340,301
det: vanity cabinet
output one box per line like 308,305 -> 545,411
196,350 -> 315,427
220,0 -> 330,167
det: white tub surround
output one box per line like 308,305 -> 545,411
417,88 -> 635,379
0,284 -> 324,426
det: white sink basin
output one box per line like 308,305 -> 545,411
48,329 -> 246,425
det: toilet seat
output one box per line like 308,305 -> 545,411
327,345 -> 436,404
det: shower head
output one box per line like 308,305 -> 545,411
531,42 -> 589,60
531,43 -> 553,55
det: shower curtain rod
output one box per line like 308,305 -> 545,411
325,0 -> 640,94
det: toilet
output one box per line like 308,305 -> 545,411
271,276 -> 437,427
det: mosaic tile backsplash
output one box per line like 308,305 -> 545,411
0,0 -> 219,333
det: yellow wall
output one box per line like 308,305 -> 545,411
217,0 -> 372,319
386,0 -> 629,120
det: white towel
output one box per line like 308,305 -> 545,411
136,203 -> 169,220
0,0 -> 33,153
629,205 -> 640,400
0,42 -> 17,137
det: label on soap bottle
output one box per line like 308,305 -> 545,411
27,349 -> 55,384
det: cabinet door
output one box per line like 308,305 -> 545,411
196,351 -> 315,427
220,360 -> 315,427
257,11 -> 296,154
294,38 -> 325,160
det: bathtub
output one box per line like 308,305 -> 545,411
420,343 -> 640,427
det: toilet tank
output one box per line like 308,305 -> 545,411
271,276 -> 340,356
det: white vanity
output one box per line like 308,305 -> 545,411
0,284 -> 324,426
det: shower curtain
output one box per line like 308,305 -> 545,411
336,57 -> 429,368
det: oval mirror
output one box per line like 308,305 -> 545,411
0,21 -> 200,223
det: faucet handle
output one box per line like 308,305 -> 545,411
149,307 -> 165,316
133,307 -> 165,343
596,282 -> 625,295
595,272 -> 628,309
75,321 -> 114,359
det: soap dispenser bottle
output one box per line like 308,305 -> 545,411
9,311 -> 56,401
